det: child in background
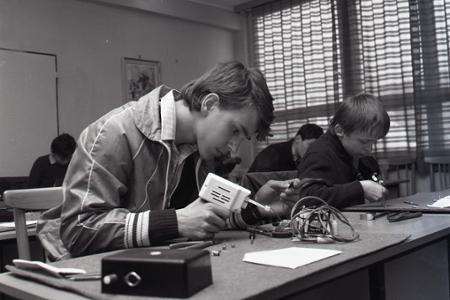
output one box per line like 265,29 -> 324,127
296,93 -> 390,208
248,123 -> 323,172
28,133 -> 76,188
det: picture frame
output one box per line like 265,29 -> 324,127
122,57 -> 161,102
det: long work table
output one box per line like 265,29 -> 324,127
0,192 -> 449,299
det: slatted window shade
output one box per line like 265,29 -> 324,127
251,0 -> 341,151
345,0 -> 418,159
248,0 -> 450,161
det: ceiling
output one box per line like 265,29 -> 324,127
186,0 -> 254,12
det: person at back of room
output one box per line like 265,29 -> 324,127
27,133 -> 77,188
248,123 -> 324,173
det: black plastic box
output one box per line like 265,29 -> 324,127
101,248 -> 212,298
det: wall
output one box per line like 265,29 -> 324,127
0,0 -> 243,142
0,50 -> 58,176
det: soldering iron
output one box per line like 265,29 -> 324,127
199,173 -> 271,212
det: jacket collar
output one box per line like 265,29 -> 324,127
133,85 -> 168,141
324,130 -> 353,162
133,85 -> 198,150
160,90 -> 177,141
134,85 -> 183,142
49,153 -> 57,165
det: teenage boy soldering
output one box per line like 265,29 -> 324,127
294,93 -> 390,208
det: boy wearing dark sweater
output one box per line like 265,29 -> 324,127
296,93 -> 390,208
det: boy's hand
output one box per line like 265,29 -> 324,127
254,178 -> 301,217
176,198 -> 230,240
360,180 -> 388,202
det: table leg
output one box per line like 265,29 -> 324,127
369,263 -> 386,300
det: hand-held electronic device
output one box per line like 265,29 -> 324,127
199,173 -> 271,212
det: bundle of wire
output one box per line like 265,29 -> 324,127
289,196 -> 359,243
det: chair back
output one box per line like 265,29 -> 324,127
424,156 -> 450,192
3,187 -> 63,260
386,158 -> 416,196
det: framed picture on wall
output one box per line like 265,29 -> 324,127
122,57 -> 161,102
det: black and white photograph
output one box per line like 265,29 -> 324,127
1,1 -> 450,299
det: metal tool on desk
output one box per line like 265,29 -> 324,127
247,224 -> 293,239
369,172 -> 422,222
169,240 -> 214,250
67,272 -> 101,281
404,200 -> 419,207
136,239 -> 217,253
387,211 -> 422,222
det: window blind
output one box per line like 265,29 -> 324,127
251,0 -> 342,148
248,0 -> 450,163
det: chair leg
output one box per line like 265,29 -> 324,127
430,164 -> 435,192
406,166 -> 411,196
444,164 -> 450,189
411,166 -> 416,194
13,209 -> 31,260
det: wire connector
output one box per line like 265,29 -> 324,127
290,196 -> 359,243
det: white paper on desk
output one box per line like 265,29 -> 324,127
242,247 -> 341,269
428,195 -> 450,208
0,220 -> 37,228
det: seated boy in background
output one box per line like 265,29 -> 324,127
296,93 -> 390,209
28,133 -> 77,188
248,123 -> 324,172
37,61 -> 299,259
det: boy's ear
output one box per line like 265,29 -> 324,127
334,124 -> 345,137
200,93 -> 220,115
294,134 -> 303,144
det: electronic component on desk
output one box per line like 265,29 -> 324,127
301,210 -> 333,236
199,173 -> 271,212
290,196 -> 359,243
102,248 -> 212,298
248,222 -> 293,239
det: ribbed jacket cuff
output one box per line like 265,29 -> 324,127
350,181 -> 365,204
124,209 -> 178,248
124,211 -> 150,248
148,209 -> 179,244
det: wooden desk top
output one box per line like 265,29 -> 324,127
1,212 -> 450,300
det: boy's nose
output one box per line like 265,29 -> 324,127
363,144 -> 373,154
228,137 -> 243,153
